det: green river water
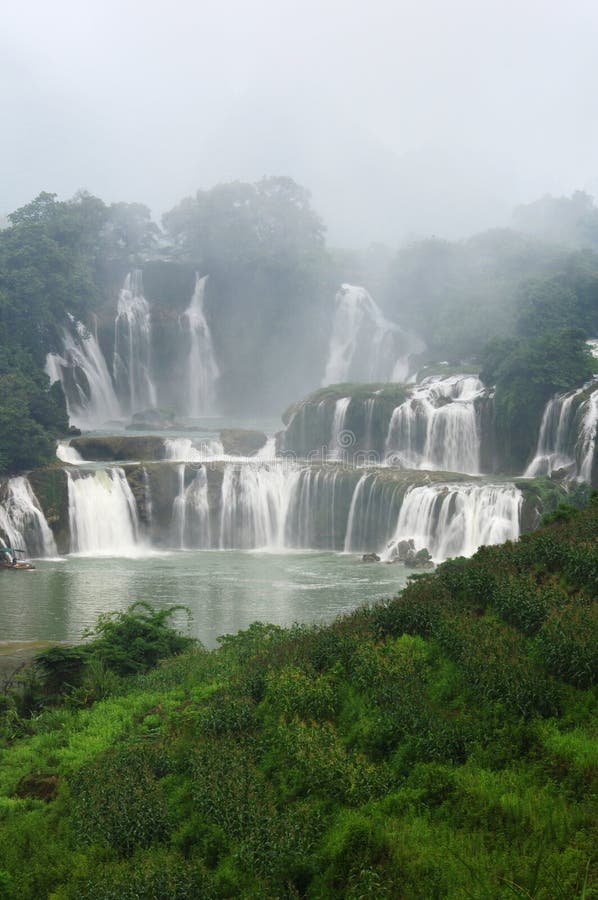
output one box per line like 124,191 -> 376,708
0,550 -> 409,648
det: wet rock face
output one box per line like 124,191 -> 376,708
220,429 -> 267,457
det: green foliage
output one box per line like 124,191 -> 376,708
481,327 -> 593,468
83,602 -> 194,676
0,191 -> 159,471
71,748 -> 171,854
385,229 -> 573,362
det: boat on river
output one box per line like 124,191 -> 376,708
0,548 -> 35,570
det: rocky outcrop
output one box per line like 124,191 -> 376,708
220,429 -> 268,457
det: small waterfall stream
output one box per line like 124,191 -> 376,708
329,398 -> 352,459
180,274 -> 219,417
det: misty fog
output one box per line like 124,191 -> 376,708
3,0 -> 598,246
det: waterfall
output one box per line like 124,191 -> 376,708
113,270 -> 157,415
385,375 -> 484,474
322,284 -> 421,385
525,389 -> 582,477
578,389 -> 598,482
180,274 -> 219,418
218,463 -> 289,549
46,319 -> 121,429
171,465 -> 211,549
383,483 -> 522,563
67,468 -> 141,556
53,459 -> 527,559
329,397 -> 352,459
0,477 -> 57,557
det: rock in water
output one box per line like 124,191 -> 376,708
362,552 -> 381,563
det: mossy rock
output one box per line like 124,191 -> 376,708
282,382 -> 410,426
516,477 -> 569,533
27,467 -> 69,552
70,436 -> 166,462
220,429 -> 267,457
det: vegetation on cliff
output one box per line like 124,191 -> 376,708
0,191 -> 157,473
0,496 -> 596,898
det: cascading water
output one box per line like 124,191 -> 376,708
180,274 -> 219,417
526,383 -> 598,482
0,477 -> 57,557
113,270 -> 157,415
51,458 -> 528,560
385,375 -> 484,474
578,389 -> 598,482
383,483 -> 522,562
322,284 -> 422,385
525,389 -> 583,477
66,468 -> 141,556
164,437 -> 223,462
46,319 -> 121,429
56,442 -> 84,464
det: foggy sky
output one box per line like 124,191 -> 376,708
3,0 -> 598,246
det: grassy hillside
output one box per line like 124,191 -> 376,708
0,501 -> 596,898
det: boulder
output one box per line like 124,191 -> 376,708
405,546 -> 434,568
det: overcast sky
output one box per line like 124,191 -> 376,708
3,0 -> 598,245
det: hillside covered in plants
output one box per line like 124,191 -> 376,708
0,497 -> 596,898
